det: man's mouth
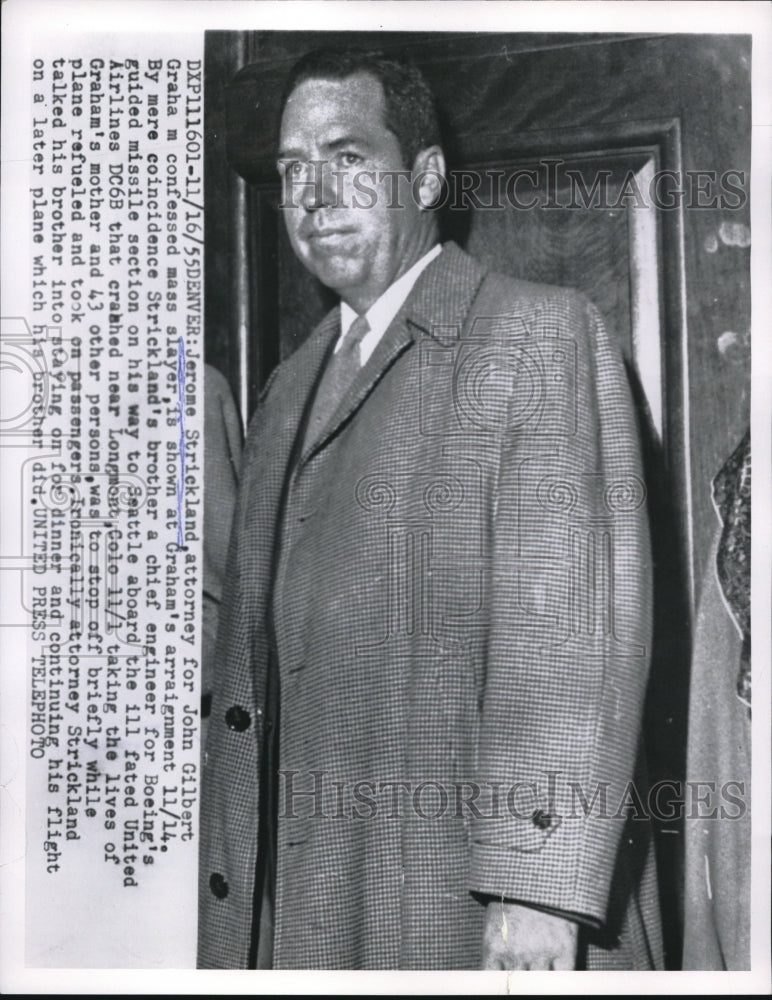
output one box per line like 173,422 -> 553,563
304,226 -> 355,246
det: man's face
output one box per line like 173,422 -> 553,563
277,72 -> 431,313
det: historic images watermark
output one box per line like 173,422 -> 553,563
277,159 -> 748,212
279,770 -> 748,823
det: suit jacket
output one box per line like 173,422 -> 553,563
198,242 -> 663,969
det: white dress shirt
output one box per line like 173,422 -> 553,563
337,243 -> 442,366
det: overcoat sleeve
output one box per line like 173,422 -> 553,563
467,284 -> 653,925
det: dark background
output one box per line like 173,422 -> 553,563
203,31 -> 752,970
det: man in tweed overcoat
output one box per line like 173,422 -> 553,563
199,49 -> 663,970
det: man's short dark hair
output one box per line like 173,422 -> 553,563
281,47 -> 442,169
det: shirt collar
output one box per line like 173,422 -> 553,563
338,244 -> 442,365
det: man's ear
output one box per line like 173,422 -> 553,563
412,146 -> 446,210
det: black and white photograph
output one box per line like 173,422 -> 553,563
1,1 -> 769,993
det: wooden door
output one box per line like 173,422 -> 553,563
204,30 -> 752,969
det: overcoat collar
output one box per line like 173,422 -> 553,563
297,242 -> 488,462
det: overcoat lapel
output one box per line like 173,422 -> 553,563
299,317 -> 415,463
269,306 -> 341,471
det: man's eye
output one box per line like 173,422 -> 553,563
278,160 -> 304,178
338,152 -> 362,168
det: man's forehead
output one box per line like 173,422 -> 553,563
279,72 -> 387,140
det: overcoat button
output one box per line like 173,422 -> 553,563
225,706 -> 251,731
209,872 -> 229,899
531,809 -> 552,830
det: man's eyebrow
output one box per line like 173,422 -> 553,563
324,135 -> 369,153
276,134 -> 371,162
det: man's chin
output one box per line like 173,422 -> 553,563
305,255 -> 364,295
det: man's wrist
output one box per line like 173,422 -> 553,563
472,892 -> 601,930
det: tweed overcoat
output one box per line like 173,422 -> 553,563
198,243 -> 663,969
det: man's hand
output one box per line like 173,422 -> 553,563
481,901 -> 579,970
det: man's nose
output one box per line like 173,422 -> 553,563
299,159 -> 337,211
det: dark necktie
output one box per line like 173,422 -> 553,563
304,313 -> 370,449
